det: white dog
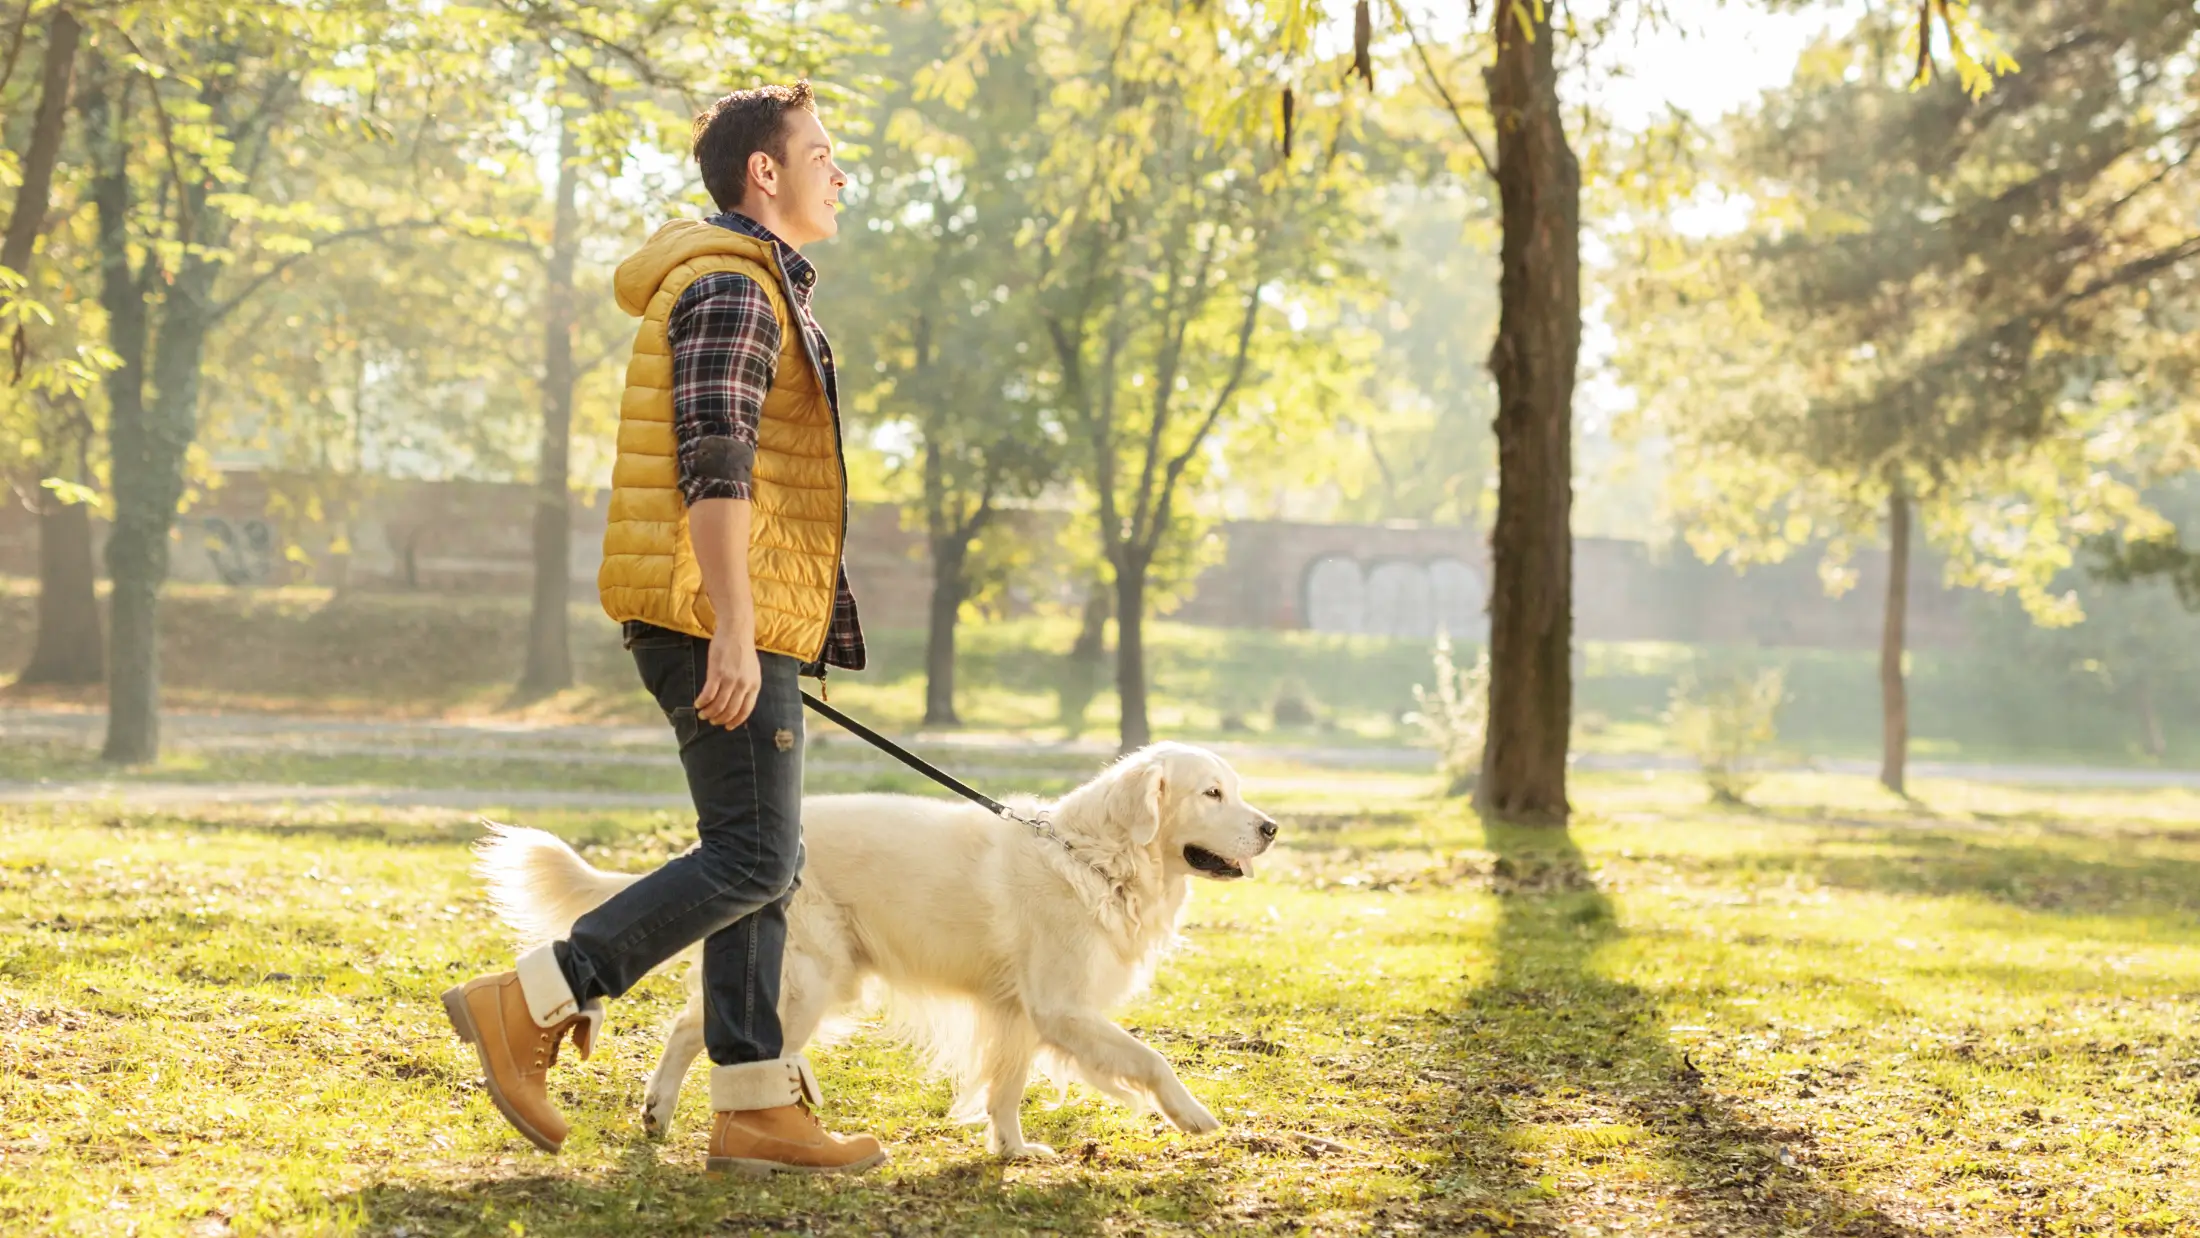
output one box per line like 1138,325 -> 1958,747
472,741 -> 1278,1158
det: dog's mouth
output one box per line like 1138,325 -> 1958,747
1183,844 -> 1247,880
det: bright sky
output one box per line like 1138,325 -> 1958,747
1578,2 -> 1859,130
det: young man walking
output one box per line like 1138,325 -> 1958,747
443,82 -> 881,1175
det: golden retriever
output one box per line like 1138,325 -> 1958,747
472,741 -> 1278,1157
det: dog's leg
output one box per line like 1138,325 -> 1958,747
1034,1009 -> 1221,1135
977,1011 -> 1050,1160
641,972 -> 707,1137
775,950 -> 843,1055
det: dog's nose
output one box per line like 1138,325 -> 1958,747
1257,818 -> 1278,842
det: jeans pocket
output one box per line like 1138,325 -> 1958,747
634,639 -> 702,718
668,705 -> 703,749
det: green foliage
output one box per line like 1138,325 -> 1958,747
1663,660 -> 1786,804
828,8 -> 1062,616
1613,0 -> 2200,624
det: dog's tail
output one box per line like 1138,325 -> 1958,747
472,822 -> 637,944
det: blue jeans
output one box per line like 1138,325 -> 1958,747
555,627 -> 804,1066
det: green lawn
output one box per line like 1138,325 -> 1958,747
3,771 -> 2196,1236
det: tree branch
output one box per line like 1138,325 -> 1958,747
208,219 -> 446,323
1388,0 -> 1495,184
1144,279 -> 1264,553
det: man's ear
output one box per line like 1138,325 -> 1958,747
1130,764 -> 1165,847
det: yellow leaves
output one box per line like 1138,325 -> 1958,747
1909,1 -> 2019,100
1508,0 -> 1544,44
39,477 -> 101,509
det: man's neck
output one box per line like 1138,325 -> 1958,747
730,206 -> 807,253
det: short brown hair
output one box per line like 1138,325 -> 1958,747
692,81 -> 816,213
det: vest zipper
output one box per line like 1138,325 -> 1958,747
772,255 -> 849,667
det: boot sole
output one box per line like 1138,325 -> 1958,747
441,985 -> 564,1155
705,1149 -> 888,1177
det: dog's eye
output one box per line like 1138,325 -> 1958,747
1204,787 -> 1224,800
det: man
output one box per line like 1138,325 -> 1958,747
442,81 -> 882,1176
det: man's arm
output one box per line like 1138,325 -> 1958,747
689,497 -> 759,728
666,271 -> 782,729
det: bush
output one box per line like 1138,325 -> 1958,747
1665,662 -> 1786,805
1270,680 -> 1318,728
1407,635 -> 1489,797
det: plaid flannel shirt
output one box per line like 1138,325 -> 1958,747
645,210 -> 865,676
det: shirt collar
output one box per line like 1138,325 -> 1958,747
710,211 -> 818,296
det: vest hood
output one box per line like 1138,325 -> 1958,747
614,219 -> 777,317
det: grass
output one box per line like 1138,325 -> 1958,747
3,770 -> 2198,1236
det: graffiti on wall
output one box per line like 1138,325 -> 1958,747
195,517 -> 275,586
1303,556 -> 1486,638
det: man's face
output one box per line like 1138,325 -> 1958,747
753,108 -> 846,248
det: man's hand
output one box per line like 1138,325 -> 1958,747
697,622 -> 763,729
688,497 -> 759,729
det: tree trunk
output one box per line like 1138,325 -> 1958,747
1879,486 -> 1911,796
2136,676 -> 2165,759
8,11 -> 99,686
1114,558 -> 1150,752
1475,1 -> 1580,826
922,534 -> 969,728
105,249 -> 217,763
1,8 -> 76,276
81,68 -> 161,763
517,104 -> 581,699
1057,577 -> 1110,736
18,481 -> 102,684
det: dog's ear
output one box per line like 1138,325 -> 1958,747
1112,760 -> 1166,846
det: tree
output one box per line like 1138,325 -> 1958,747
1613,0 -> 2194,795
1029,5 -> 1371,751
3,4 -> 102,686
55,1 -> 864,755
1474,0 -> 1579,823
832,11 -> 1065,728
516,97 -> 582,699
77,2 -> 458,760
1283,0 -> 2024,822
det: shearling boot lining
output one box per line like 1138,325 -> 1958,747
711,1054 -> 825,1112
515,943 -> 582,1027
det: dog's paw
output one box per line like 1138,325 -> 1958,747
1166,1098 -> 1223,1135
640,1094 -> 676,1138
1001,1142 -> 1058,1160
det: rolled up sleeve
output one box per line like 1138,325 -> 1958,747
665,272 -> 781,505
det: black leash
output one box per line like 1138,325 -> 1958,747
799,691 -> 1119,883
799,690 -> 1019,820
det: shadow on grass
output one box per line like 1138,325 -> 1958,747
1671,825 -> 2200,923
1805,834 -> 2200,922
333,1137 -> 1231,1238
1414,822 -> 1921,1236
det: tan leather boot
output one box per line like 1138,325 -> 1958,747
705,1055 -> 886,1176
441,944 -> 604,1153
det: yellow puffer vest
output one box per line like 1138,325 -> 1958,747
600,219 -> 846,658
